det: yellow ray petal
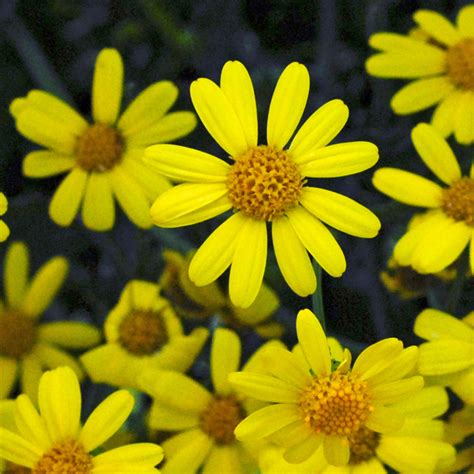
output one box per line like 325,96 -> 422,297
370,376 -> 424,404
391,386 -> 448,419
0,357 -> 17,399
38,321 -> 101,349
418,339 -> 473,375
211,328 -> 241,396
413,9 -> 461,46
262,346 -> 312,387
454,90 -> 474,145
93,443 -> 164,468
267,62 -> 309,150
283,433 -> 323,464
202,445 -> 242,474
366,346 -> 418,385
431,90 -> 462,137
81,171 -> 115,231
148,402 -> 199,431
33,343 -> 83,379
365,406 -> 404,433
4,241 -> 29,309
0,428 -> 41,468
414,308 -> 474,342
368,32 -> 445,53
457,5 -> 474,36
92,48 -> 123,125
20,354 -> 42,405
323,436 -> 350,467
23,151 -> 75,178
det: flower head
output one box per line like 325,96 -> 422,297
414,308 -> 474,404
366,5 -> 474,144
80,279 -> 208,389
145,61 -> 380,307
373,123 -> 474,275
0,242 -> 100,402
0,193 -> 9,242
0,366 -> 163,472
11,48 -> 196,231
229,309 -> 424,466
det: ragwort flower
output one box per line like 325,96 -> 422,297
0,366 -> 164,472
0,242 -> 100,402
366,5 -> 474,144
373,123 -> 474,275
229,309 -> 424,466
11,48 -> 196,231
145,61 -> 380,307
80,279 -> 208,389
0,193 -> 9,242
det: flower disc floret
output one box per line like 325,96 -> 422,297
75,123 -> 123,172
446,38 -> 474,90
32,440 -> 93,474
299,372 -> 373,436
0,309 -> 37,358
227,145 -> 303,220
348,426 -> 380,465
441,177 -> 474,226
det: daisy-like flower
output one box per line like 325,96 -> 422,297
0,366 -> 164,472
160,250 -> 283,338
0,193 -> 9,242
229,309 -> 424,466
145,61 -> 381,307
366,5 -> 474,144
138,328 -> 283,473
0,242 -> 100,402
10,48 -> 196,231
414,308 -> 474,404
373,123 -> 474,275
258,386 -> 455,473
80,279 -> 208,389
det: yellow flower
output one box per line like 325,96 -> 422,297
373,123 -> 474,275
229,309 -> 424,466
160,249 -> 283,338
259,386 -> 455,473
11,48 -> 196,231
0,242 -> 100,402
145,61 -> 381,307
80,279 -> 208,389
138,328 -> 283,473
444,405 -> 474,473
0,366 -> 164,472
366,5 -> 474,145
0,193 -> 9,242
414,308 -> 474,404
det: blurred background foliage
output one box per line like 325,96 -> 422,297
0,0 -> 472,376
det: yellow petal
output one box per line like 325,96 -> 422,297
296,309 -> 331,377
301,187 -> 380,238
300,142 -> 378,177
144,144 -> 229,182
79,389 -> 134,452
272,216 -> 316,297
391,76 -> 454,115
148,401 -> 199,430
23,151 -> 75,178
457,5 -> 474,36
411,123 -> 461,185
161,428 -> 203,458
118,81 -> 178,136
9,97 -> 28,119
150,182 -> 229,228
287,206 -> 346,277
189,213 -> 245,286
372,168 -> 442,208
418,339 -> 473,375
413,9 -> 461,46
220,60 -> 258,148
0,220 -> 9,242
92,48 -> 123,124
93,443 -> 164,468
38,366 -> 81,442
34,343 -> 83,379
323,436 -> 350,467
366,346 -> 419,385
431,90 -> 462,138
283,433 -> 323,464
20,354 -> 42,405
211,328 -> 241,396
391,386 -> 448,418
49,168 -> 88,227
202,445 -> 243,474
81,172 -> 115,231
0,357 -> 17,399
267,62 -> 309,150
370,376 -> 424,404
229,218 -> 267,308
365,406 -> 404,433
451,366 -> 474,404
190,78 -> 248,157
454,90 -> 474,145
368,32 -> 443,53
0,427 -> 41,468
232,283 -> 279,325
109,166 -> 151,229
290,99 -> 348,162
38,321 -> 101,349
4,241 -> 29,309
22,256 -> 68,318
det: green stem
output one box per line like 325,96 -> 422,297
311,261 -> 326,331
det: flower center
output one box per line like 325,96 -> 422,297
441,177 -> 474,226
227,145 -> 303,221
299,372 -> 373,436
119,309 -> 168,355
75,123 -> 123,172
200,395 -> 245,445
0,309 -> 37,359
446,38 -> 474,90
32,440 -> 93,474
348,426 -> 380,465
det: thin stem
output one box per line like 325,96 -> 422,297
311,261 -> 326,331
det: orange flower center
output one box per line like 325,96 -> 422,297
200,395 -> 245,445
446,38 -> 474,90
348,426 -> 380,465
32,440 -> 93,474
299,372 -> 373,436
441,177 -> 474,226
227,145 -> 303,221
119,309 -> 168,355
75,123 -> 123,172
0,309 -> 37,359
